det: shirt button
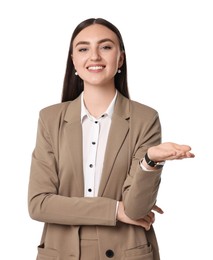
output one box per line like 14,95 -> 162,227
92,142 -> 96,145
88,188 -> 92,192
95,121 -> 98,124
105,249 -> 114,258
89,164 -> 93,168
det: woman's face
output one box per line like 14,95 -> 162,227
72,24 -> 124,88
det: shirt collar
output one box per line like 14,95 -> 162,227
81,90 -> 117,122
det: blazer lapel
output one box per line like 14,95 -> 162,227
98,93 -> 130,196
64,96 -> 84,196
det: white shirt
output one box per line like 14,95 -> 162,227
81,91 -> 117,197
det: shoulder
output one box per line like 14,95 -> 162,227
39,101 -> 71,122
115,92 -> 158,119
129,98 -> 159,120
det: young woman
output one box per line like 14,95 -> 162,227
28,18 -> 195,260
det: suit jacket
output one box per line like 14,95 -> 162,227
28,92 -> 163,260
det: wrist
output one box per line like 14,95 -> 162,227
144,152 -> 165,169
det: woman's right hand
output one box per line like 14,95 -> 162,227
117,201 -> 164,231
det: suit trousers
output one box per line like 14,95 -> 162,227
79,226 -> 99,260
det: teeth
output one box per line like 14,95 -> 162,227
88,66 -> 103,70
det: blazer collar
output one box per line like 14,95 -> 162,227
64,95 -> 82,124
64,91 -> 130,123
113,91 -> 130,120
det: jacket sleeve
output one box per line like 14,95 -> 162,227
28,110 -> 117,226
122,108 -> 162,220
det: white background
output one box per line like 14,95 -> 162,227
0,0 -> 212,259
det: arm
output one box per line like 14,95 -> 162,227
28,112 -> 117,226
118,142 -> 194,226
122,112 -> 194,220
122,111 -> 163,220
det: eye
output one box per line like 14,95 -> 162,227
101,45 -> 112,50
78,47 -> 88,52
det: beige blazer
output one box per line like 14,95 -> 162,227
28,92 -> 163,260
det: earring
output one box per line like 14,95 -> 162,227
75,71 -> 78,76
117,69 -> 121,74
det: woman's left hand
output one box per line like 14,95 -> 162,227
147,142 -> 195,163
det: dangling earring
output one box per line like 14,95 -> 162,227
75,71 -> 78,76
117,69 -> 121,74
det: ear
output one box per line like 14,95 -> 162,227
118,51 -> 125,68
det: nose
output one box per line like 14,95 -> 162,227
90,48 -> 101,61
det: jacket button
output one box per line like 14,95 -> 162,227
105,249 -> 114,258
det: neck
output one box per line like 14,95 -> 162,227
83,85 -> 116,118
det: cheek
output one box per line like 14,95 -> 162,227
72,56 -> 85,70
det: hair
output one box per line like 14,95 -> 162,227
61,18 -> 130,102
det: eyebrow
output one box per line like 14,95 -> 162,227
75,38 -> 115,47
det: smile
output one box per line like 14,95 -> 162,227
87,66 -> 105,70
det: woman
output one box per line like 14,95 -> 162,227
28,18 -> 195,260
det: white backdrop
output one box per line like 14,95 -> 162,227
0,0 -> 212,259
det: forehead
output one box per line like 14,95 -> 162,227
73,24 -> 119,45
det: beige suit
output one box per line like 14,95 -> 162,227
28,92 -> 163,260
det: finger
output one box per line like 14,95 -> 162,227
143,214 -> 154,224
173,144 -> 191,151
186,151 -> 195,158
152,205 -> 164,214
142,221 -> 151,231
148,211 -> 156,222
135,218 -> 151,230
145,225 -> 151,231
180,144 -> 192,152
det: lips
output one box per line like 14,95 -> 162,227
87,65 -> 105,71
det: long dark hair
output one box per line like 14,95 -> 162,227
61,18 -> 130,102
